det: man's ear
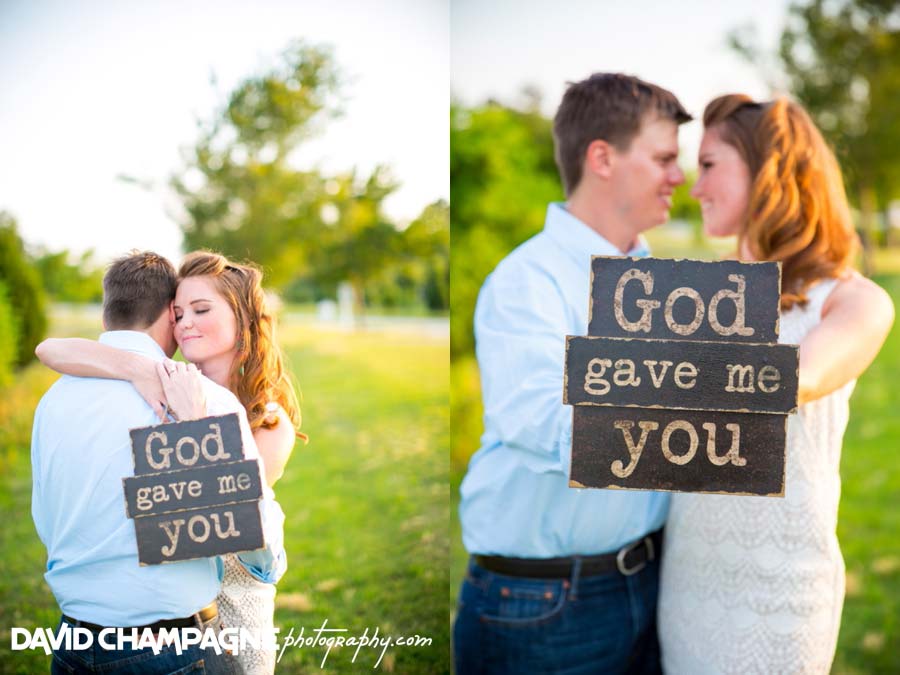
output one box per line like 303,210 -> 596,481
168,301 -> 176,325
585,139 -> 615,180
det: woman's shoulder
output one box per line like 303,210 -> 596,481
250,402 -> 298,485
823,271 -> 895,330
826,271 -> 893,309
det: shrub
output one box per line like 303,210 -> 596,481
0,280 -> 19,387
0,212 -> 48,366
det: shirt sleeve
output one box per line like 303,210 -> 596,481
205,385 -> 287,584
475,268 -> 574,474
31,396 -> 47,547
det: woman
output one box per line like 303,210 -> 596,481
37,251 -> 305,675
657,94 -> 894,674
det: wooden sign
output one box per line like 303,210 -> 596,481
564,336 -> 798,414
123,460 -> 263,518
566,256 -> 799,496
132,501 -> 265,565
129,415 -> 245,474
589,257 -> 781,343
123,413 -> 266,565
571,406 -> 786,496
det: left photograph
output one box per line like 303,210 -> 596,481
0,1 -> 449,674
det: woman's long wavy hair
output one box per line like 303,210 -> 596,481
179,251 -> 304,438
702,94 -> 858,309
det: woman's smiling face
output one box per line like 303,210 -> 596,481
691,124 -> 752,238
172,275 -> 238,365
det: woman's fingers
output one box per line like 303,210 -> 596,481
157,358 -> 207,421
149,362 -> 171,421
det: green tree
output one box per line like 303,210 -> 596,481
0,280 -> 20,386
172,41 -> 340,287
305,166 -> 404,314
400,200 -> 449,311
32,248 -> 103,302
731,0 -> 900,262
0,212 -> 47,366
450,100 -> 563,356
172,40 -> 417,310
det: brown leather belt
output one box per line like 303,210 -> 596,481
474,529 -> 662,579
62,601 -> 218,633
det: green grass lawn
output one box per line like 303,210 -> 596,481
0,309 -> 449,674
450,257 -> 900,674
832,272 -> 900,674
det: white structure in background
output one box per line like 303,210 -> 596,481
337,281 -> 355,328
264,290 -> 283,314
316,299 -> 337,322
889,201 -> 900,231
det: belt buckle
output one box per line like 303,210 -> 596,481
616,535 -> 654,576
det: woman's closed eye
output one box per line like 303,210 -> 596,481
175,309 -> 209,323
174,309 -> 209,322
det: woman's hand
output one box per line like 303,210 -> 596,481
133,363 -> 169,422
156,359 -> 207,421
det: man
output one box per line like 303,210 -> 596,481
453,74 -> 691,673
31,251 -> 286,674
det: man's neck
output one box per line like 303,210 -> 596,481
144,321 -> 175,358
565,191 -> 639,253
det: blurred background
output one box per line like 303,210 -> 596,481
0,0 -> 449,673
450,1 -> 900,673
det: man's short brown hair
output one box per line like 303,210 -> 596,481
553,73 -> 692,196
102,251 -> 177,329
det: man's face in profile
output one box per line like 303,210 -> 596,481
609,115 -> 685,233
163,301 -> 179,358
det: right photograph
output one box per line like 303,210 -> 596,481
450,2 -> 900,674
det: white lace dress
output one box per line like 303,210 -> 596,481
658,279 -> 853,674
218,554 -> 277,675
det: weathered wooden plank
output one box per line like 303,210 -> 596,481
123,459 -> 262,519
126,414 -> 266,566
570,406 -> 786,496
130,413 -> 244,475
564,335 -> 798,414
588,256 -> 781,342
134,500 -> 264,565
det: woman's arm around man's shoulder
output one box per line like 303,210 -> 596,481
798,272 -> 895,404
35,337 -> 167,419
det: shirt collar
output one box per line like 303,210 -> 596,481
542,202 -> 650,266
99,330 -> 167,360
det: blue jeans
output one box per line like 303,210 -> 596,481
50,615 -> 241,675
453,556 -> 662,675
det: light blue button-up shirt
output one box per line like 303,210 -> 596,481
31,330 -> 287,626
459,203 -> 670,557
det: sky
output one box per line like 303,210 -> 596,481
452,0 -> 793,167
0,0 -> 449,265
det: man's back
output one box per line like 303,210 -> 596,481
31,331 -> 220,626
